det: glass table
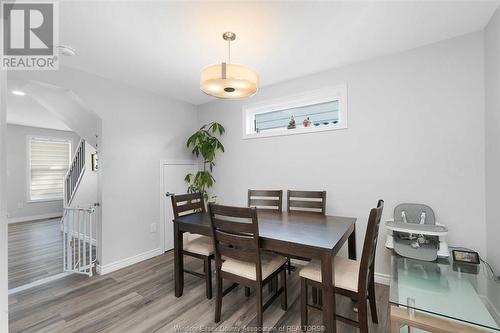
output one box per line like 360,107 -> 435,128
389,254 -> 500,332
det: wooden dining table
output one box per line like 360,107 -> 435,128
173,210 -> 357,333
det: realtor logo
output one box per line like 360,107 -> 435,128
1,0 -> 59,70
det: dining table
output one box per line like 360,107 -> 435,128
389,254 -> 500,332
173,209 -> 357,333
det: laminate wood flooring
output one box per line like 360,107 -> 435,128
9,251 -> 389,332
8,218 -> 63,289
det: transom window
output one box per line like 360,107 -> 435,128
242,85 -> 347,139
28,137 -> 71,202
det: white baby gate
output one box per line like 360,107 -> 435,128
62,207 -> 97,277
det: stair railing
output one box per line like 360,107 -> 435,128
64,139 -> 86,206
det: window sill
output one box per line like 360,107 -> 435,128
242,123 -> 347,140
27,198 -> 63,204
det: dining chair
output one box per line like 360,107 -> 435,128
208,203 -> 288,328
285,190 -> 327,279
248,189 -> 283,212
287,190 -> 327,214
248,189 -> 283,291
299,200 -> 384,333
171,192 -> 214,299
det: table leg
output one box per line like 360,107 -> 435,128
348,225 -> 356,260
174,223 -> 184,297
391,320 -> 402,333
321,252 -> 336,333
389,306 -> 402,333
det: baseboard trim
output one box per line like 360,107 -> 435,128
96,248 -> 163,275
7,212 -> 62,224
8,272 -> 72,295
95,251 -> 391,283
374,272 -> 390,285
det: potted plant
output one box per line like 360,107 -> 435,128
184,122 -> 225,205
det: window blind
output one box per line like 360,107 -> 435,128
29,138 -> 71,201
255,100 -> 339,132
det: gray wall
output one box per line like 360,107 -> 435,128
198,32 -> 486,277
6,124 -> 80,221
10,66 -> 199,267
485,7 -> 500,276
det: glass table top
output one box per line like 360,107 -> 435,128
389,254 -> 500,331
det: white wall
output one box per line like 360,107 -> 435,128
485,7 -> 500,276
6,124 -> 80,222
0,69 -> 9,333
9,66 -> 198,268
198,32 -> 486,276
22,80 -> 101,149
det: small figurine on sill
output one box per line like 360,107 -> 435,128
287,116 -> 296,129
303,117 -> 311,128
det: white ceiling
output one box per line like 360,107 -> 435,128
54,1 -> 498,105
6,92 -> 72,131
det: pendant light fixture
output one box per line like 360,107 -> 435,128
200,32 -> 258,99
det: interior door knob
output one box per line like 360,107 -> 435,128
165,192 -> 174,197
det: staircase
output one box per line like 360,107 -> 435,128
65,139 -> 86,206
63,138 -> 98,277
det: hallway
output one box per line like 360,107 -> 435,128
8,218 -> 63,289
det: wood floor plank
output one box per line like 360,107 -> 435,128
8,218 -> 64,289
9,242 -> 389,333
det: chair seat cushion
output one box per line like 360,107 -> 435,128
221,252 -> 287,280
298,256 -> 360,292
183,235 -> 214,256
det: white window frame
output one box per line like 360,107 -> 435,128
26,135 -> 72,203
242,84 -> 348,139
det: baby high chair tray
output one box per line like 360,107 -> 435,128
385,203 -> 450,262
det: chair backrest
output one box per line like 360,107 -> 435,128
358,200 -> 384,294
171,192 -> 205,219
287,190 -> 327,214
208,203 -> 263,281
248,189 -> 283,212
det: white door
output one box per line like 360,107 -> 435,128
161,161 -> 198,251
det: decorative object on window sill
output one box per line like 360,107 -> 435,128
185,122 -> 225,206
242,85 -> 347,139
287,116 -> 296,129
302,117 -> 311,127
200,32 -> 258,99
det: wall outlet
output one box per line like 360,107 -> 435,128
150,223 -> 157,233
17,202 -> 23,209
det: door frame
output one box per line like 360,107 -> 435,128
159,159 -> 199,253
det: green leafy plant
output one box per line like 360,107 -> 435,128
184,122 -> 225,203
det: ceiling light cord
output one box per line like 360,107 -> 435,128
227,39 -> 231,63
